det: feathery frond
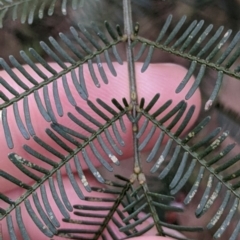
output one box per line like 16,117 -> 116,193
0,0 -> 85,28
1,0 -> 240,239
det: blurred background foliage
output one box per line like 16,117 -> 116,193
1,0 -> 240,62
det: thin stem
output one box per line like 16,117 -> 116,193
142,182 -> 165,236
123,0 -> 141,172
